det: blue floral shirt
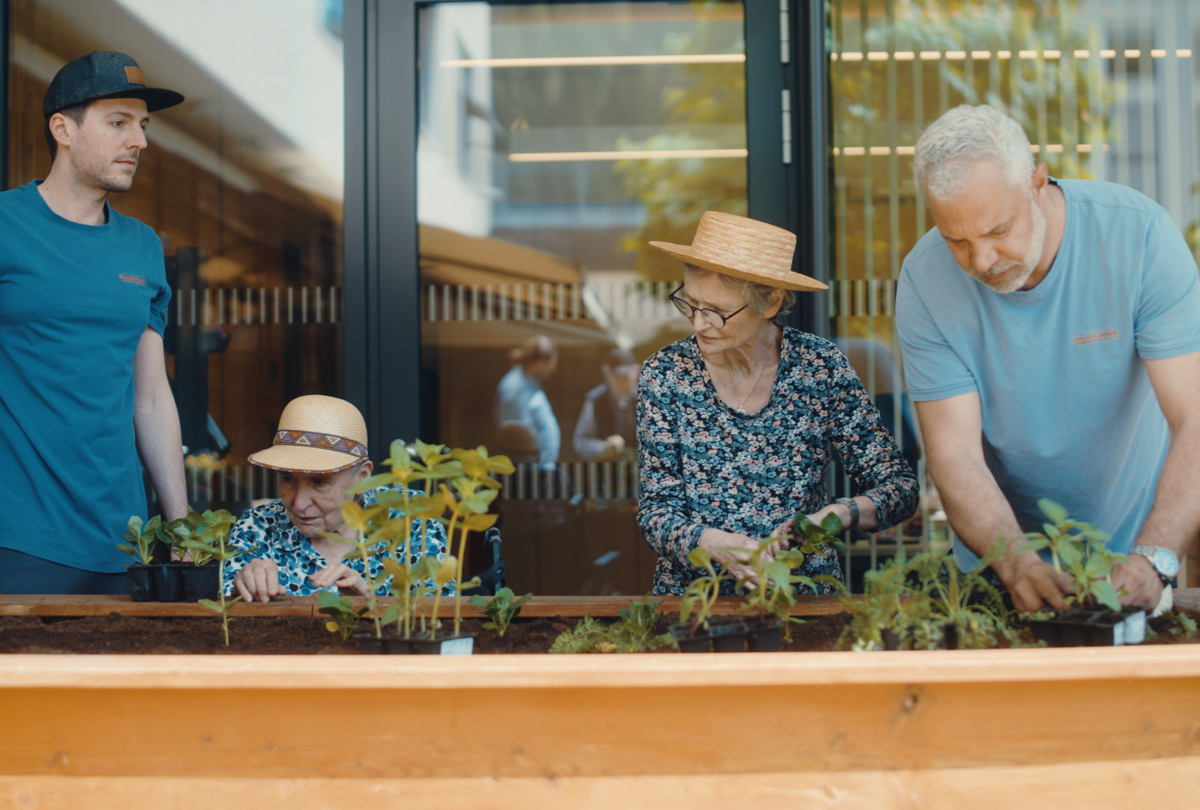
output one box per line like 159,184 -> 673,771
222,485 -> 454,597
637,328 -> 919,595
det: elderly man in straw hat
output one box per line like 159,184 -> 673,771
223,396 -> 451,601
896,104 -> 1200,614
637,212 -> 918,594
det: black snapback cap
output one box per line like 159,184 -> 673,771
43,51 -> 184,118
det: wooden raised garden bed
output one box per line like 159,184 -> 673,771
1,593 -> 1198,807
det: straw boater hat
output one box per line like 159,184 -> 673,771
650,211 -> 827,292
248,395 -> 369,474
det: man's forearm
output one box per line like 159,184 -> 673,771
135,391 -> 188,521
929,451 -> 1031,577
1134,419 -> 1200,560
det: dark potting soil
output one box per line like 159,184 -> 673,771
0,612 -> 856,655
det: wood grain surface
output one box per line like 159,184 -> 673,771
3,759 -> 1198,810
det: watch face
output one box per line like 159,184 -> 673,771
1151,547 -> 1180,578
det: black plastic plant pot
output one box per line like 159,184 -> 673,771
667,623 -> 708,653
125,564 -> 157,602
355,633 -> 385,654
745,619 -> 783,652
152,563 -> 187,602
383,636 -> 414,655
707,617 -> 747,653
881,628 -> 903,651
938,623 -> 959,650
180,564 -> 220,603
1026,608 -> 1146,648
410,634 -> 476,655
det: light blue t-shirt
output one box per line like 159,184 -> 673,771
493,365 -> 560,469
0,181 -> 170,572
896,178 -> 1200,571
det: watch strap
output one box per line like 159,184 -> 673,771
835,498 -> 859,531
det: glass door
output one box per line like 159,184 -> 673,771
416,1 -> 748,594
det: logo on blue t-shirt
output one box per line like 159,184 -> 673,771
119,273 -> 146,286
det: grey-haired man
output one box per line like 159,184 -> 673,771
896,104 -> 1200,614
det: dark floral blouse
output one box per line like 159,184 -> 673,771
637,327 -> 918,596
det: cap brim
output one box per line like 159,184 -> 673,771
649,241 -> 829,292
47,87 -> 185,116
248,445 -> 365,474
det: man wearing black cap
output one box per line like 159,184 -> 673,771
0,52 -> 190,593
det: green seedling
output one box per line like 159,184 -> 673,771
442,446 -> 514,636
549,597 -> 673,653
189,509 -> 255,646
792,511 -> 847,557
319,501 -> 395,638
160,508 -> 211,564
1020,498 -> 1127,613
427,556 -> 458,640
318,590 -> 368,641
117,515 -> 162,565
730,533 -> 844,642
469,587 -> 532,637
679,547 -> 728,635
839,541 -> 1030,651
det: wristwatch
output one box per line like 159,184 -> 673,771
1130,545 -> 1180,584
834,498 -> 859,531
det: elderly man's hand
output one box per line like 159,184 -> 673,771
997,552 -> 1074,613
308,563 -> 368,596
234,559 -> 285,603
1112,556 -> 1165,610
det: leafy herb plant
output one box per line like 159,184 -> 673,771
117,515 -> 162,565
838,541 -> 1025,651
550,598 -> 673,653
468,587 -> 532,637
1019,499 -> 1127,613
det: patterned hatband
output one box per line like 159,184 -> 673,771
273,430 -> 368,459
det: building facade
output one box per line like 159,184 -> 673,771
5,0 -> 1198,592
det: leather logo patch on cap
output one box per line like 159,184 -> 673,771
124,66 -> 146,86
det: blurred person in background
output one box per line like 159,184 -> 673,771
573,347 -> 639,461
494,335 -> 560,471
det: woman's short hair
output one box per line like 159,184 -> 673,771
684,265 -> 795,325
913,104 -> 1035,202
510,335 -> 557,366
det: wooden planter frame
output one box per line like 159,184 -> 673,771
1,593 -> 1198,808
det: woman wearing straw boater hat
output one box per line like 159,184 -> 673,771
637,212 -> 918,594
222,396 -> 451,602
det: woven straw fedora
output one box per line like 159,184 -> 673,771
248,395 -> 369,474
650,211 -> 827,292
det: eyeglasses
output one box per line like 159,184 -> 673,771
667,284 -> 748,328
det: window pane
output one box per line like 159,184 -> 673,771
417,1 -> 746,595
8,0 -> 345,514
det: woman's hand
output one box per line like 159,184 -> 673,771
234,559 -> 284,603
308,563 -> 368,596
697,529 -> 784,590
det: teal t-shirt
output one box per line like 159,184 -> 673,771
0,181 -> 170,572
896,178 -> 1200,571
